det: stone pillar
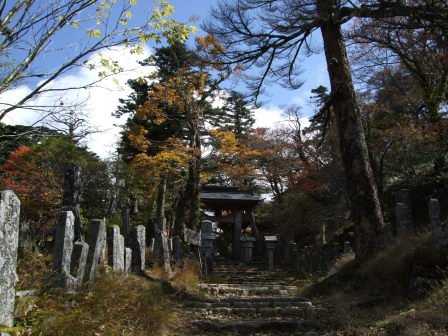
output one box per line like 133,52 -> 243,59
395,203 -> 412,238
0,190 -> 20,328
85,219 -> 106,282
150,238 -> 155,252
52,211 -> 75,274
129,225 -> 146,272
124,248 -> 132,273
240,237 -> 256,262
429,199 -> 447,249
62,163 -> 83,242
395,189 -> 414,236
107,226 -> 125,271
265,236 -> 278,271
121,207 -> 130,238
70,242 -> 89,288
201,220 -> 216,275
173,235 -> 182,262
233,211 -> 242,260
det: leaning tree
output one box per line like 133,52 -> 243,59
204,0 -> 448,260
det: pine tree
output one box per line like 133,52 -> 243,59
211,91 -> 255,139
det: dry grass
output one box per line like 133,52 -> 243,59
16,250 -> 52,290
300,233 -> 448,336
170,260 -> 200,293
356,234 -> 431,293
12,270 -> 183,336
328,251 -> 356,276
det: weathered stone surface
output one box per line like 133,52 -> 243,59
53,211 -> 75,274
85,219 -> 106,282
0,190 -> 21,328
184,227 -> 201,246
129,225 -> 146,272
201,220 -> 216,275
395,203 -> 413,238
265,236 -> 278,271
429,199 -> 447,249
394,190 -> 414,238
71,241 -> 89,288
16,290 -> 36,297
107,226 -> 125,271
193,319 -> 323,333
173,235 -> 182,262
62,163 -> 83,241
240,237 -> 256,262
149,237 -> 155,252
124,248 -> 132,273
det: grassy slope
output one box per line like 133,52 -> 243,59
300,235 -> 448,336
1,252 -> 200,336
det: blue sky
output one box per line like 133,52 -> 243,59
1,0 -> 329,158
167,0 -> 329,115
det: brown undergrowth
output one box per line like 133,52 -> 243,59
301,234 -> 448,335
7,254 -> 203,336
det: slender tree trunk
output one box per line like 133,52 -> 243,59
317,0 -> 384,260
153,175 -> 171,272
175,122 -> 201,231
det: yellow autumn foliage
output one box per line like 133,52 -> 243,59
128,125 -> 151,151
130,137 -> 191,178
208,130 -> 261,184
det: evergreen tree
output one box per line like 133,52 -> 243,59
211,91 -> 255,139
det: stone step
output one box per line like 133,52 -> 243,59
189,299 -> 313,309
192,318 -> 325,333
212,269 -> 285,274
198,284 -> 298,296
199,284 -> 298,290
212,273 -> 286,278
188,306 -> 328,317
204,296 -> 310,303
211,277 -> 291,283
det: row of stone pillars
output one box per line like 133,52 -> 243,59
0,190 -> 147,328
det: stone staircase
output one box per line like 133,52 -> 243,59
184,262 -> 332,335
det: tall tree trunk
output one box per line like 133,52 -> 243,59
175,123 -> 201,231
153,175 -> 171,273
317,0 -> 384,260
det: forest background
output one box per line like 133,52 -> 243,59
0,0 -> 446,257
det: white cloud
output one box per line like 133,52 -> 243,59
1,45 -> 153,158
1,48 -> 315,159
254,106 -> 285,128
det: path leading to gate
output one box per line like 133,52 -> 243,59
182,261 -> 334,335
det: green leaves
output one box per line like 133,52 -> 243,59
87,29 -> 101,38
